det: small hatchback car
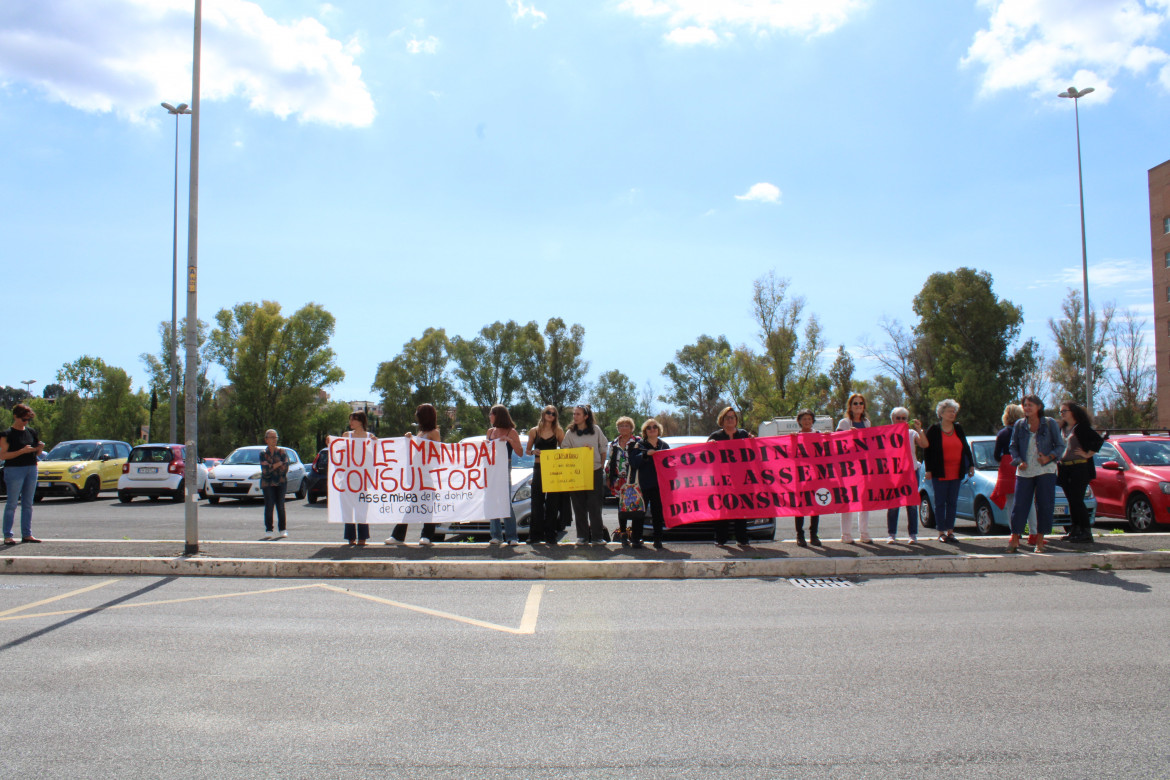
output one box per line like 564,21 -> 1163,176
35,440 -> 132,501
117,444 -> 208,503
204,445 -> 307,503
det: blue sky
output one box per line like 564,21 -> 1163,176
2,0 -> 1168,407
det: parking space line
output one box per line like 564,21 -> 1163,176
0,578 -> 121,618
317,582 -> 545,635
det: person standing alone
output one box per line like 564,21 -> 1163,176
260,429 -> 290,539
2,403 -> 44,545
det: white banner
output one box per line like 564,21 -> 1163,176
326,436 -> 511,524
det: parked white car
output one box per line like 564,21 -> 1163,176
117,444 -> 208,503
204,446 -> 307,503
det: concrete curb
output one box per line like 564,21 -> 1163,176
3,550 -> 1168,579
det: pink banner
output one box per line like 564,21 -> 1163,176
657,424 -> 917,527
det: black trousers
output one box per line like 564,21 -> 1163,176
794,515 -> 820,533
344,523 -> 369,542
570,468 -> 606,541
714,518 -> 748,545
390,523 -> 436,542
529,465 -> 562,543
262,484 -> 286,532
630,490 -> 664,545
1058,461 -> 1093,534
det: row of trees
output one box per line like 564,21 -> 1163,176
4,270 -> 1159,454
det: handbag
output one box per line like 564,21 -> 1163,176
618,465 -> 645,514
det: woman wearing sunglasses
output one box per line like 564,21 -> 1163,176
526,406 -> 565,544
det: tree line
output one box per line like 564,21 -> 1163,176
2,268 -> 1158,457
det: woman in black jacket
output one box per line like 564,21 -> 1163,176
628,418 -> 670,550
1057,401 -> 1103,544
919,398 -> 975,543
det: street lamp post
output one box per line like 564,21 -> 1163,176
1058,85 -> 1094,414
21,380 -> 36,397
161,101 -> 191,445
184,0 -> 204,555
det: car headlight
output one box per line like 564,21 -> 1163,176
1159,482 -> 1170,495
207,469 -> 215,478
249,472 -> 262,480
512,484 -> 531,502
68,464 -> 86,474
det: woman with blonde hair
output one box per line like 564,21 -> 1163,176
990,403 -> 1025,527
708,406 -> 751,547
526,405 -> 565,545
836,393 -> 874,544
607,416 -> 641,546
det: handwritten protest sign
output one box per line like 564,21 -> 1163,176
326,436 -> 510,524
656,423 -> 917,527
538,447 -> 593,492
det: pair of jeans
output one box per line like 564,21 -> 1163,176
3,464 -> 37,538
570,468 -> 605,541
262,483 -> 286,532
887,505 -> 918,537
931,478 -> 961,534
490,504 -> 519,543
343,523 -> 369,542
1011,473 -> 1057,536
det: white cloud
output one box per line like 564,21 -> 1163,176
0,0 -> 376,126
619,0 -> 868,39
1031,257 -> 1153,289
963,0 -> 1170,101
735,182 -> 782,204
664,26 -> 721,46
406,35 -> 440,54
508,0 -> 547,27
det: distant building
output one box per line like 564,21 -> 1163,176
348,400 -> 384,418
1151,159 -> 1170,427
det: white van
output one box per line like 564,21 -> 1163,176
758,416 -> 835,437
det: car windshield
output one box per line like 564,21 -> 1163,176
1117,440 -> 1170,467
45,442 -> 100,461
512,452 -> 535,469
223,449 -> 262,465
971,441 -> 997,471
130,447 -> 174,463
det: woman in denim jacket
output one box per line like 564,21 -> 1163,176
1007,394 -> 1063,552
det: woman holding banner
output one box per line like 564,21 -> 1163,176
486,404 -> 523,546
836,394 -> 874,544
886,407 -> 922,543
526,406 -> 565,545
385,404 -> 442,547
562,404 -> 608,545
920,398 -> 975,544
342,410 -> 373,546
628,418 -> 670,549
793,409 -> 822,547
708,406 -> 751,547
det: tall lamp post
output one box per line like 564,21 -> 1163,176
1058,85 -> 1094,414
183,0 -> 204,555
21,380 -> 36,397
161,101 -> 191,445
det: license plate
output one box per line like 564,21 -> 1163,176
37,481 -> 50,488
1053,506 -> 1068,516
140,467 -> 158,474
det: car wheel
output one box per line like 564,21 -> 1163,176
78,476 -> 100,501
118,491 -> 133,503
172,480 -> 185,502
1126,494 -> 1156,532
207,496 -> 220,505
973,499 -> 997,535
308,492 -> 318,504
295,480 -> 307,500
919,491 -> 936,529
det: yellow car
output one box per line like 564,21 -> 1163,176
35,440 -> 132,501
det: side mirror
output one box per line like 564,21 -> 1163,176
1101,461 -> 1121,471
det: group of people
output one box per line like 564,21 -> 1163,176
2,391 -> 1107,552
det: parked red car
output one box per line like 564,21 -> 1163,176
1090,434 -> 1170,531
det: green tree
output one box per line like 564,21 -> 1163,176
140,317 -> 217,444
911,268 -> 1036,433
57,355 -> 107,398
853,374 -> 903,425
208,301 -> 345,447
590,369 -> 637,438
0,386 -> 30,408
372,327 -> 458,437
1047,288 -> 1113,409
305,400 -> 355,454
42,383 -> 65,400
827,345 -> 855,421
82,364 -> 146,443
660,334 -> 730,434
745,271 -> 827,419
518,318 -> 589,425
449,320 -> 535,421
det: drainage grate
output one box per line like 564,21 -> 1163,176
787,577 -> 854,588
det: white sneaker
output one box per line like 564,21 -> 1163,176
507,540 -> 519,547
840,533 -> 854,544
909,535 -> 918,543
575,537 -> 587,545
489,538 -> 502,546
592,539 -> 606,546
384,537 -> 403,545
278,530 -> 288,538
886,535 -> 896,544
418,537 -> 433,547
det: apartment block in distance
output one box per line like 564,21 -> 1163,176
1152,159 -> 1170,427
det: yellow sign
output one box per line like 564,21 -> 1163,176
539,447 -> 593,492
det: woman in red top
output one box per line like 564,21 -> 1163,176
919,398 -> 974,543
